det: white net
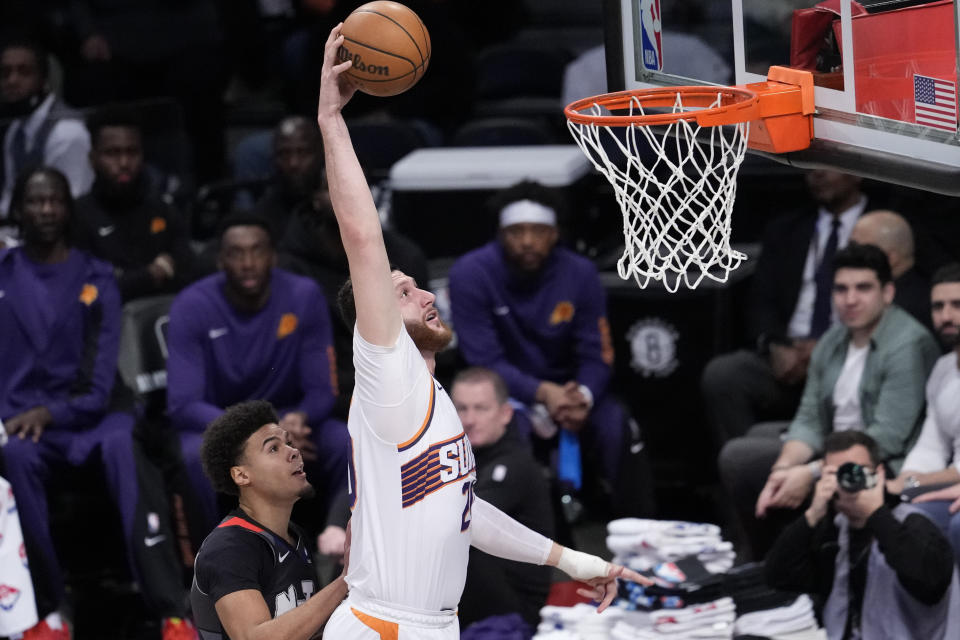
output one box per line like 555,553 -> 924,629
567,92 -> 749,292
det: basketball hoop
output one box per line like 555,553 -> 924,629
565,67 -> 815,292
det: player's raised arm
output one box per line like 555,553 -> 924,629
316,24 -> 400,347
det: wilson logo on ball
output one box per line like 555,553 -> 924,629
338,47 -> 390,76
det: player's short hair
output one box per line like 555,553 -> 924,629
85,104 -> 144,147
932,263 -> 960,287
452,367 -> 510,405
9,166 -> 73,226
824,430 -> 880,466
833,242 -> 893,285
0,35 -> 49,81
488,180 -> 566,228
217,212 -> 275,248
335,264 -> 403,331
201,400 -> 279,496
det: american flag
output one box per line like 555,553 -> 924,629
914,74 -> 957,132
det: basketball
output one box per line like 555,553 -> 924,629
338,1 -> 431,97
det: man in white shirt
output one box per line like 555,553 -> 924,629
0,37 -> 93,218
720,243 -> 940,559
894,264 -> 960,562
313,26 -> 650,639
701,170 -> 869,446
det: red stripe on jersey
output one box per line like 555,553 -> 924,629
217,516 -> 263,533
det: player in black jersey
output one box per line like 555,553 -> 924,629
191,401 -> 348,640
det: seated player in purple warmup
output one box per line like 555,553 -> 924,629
448,180 -> 648,518
0,167 -> 196,640
166,212 -> 348,535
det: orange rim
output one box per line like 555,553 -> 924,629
565,86 -> 760,128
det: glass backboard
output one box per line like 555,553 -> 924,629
598,0 -> 960,195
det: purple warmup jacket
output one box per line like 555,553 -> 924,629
448,242 -> 613,405
0,247 -> 121,427
166,268 -> 338,432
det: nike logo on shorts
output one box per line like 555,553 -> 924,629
98,225 -> 115,237
208,327 -> 228,339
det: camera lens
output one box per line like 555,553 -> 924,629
837,462 -> 876,492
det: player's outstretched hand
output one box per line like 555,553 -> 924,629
575,563 -> 653,613
318,24 -> 357,121
553,545 -> 653,613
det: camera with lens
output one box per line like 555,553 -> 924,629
837,462 -> 878,492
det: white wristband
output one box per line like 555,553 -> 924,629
556,547 -> 610,581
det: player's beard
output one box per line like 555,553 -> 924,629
406,317 -> 453,353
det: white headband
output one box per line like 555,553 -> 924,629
499,199 -> 557,228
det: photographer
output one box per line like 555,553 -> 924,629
766,431 -> 959,639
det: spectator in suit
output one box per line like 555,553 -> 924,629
0,37 -> 93,220
702,170 -> 870,446
720,243 -> 940,559
72,105 -> 197,302
0,167 -> 196,640
452,367 -> 554,628
448,180 -> 653,520
166,213 -> 348,536
850,209 -> 931,329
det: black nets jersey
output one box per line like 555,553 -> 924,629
191,510 -> 318,640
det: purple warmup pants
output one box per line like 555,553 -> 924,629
2,412 -> 183,618
179,415 -> 351,535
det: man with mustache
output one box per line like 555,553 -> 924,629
448,180 -> 652,521
891,264 -> 960,563
72,106 -> 196,301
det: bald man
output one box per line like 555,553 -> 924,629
851,210 -> 931,329
252,116 -> 325,239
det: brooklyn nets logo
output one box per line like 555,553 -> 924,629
627,318 -> 679,377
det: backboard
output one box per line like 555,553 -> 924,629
599,0 -> 960,195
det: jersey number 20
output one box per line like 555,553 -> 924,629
461,481 -> 475,531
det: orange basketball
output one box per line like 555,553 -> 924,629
338,1 -> 431,97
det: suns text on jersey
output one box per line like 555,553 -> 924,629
400,432 -> 476,509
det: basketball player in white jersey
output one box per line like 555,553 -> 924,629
316,25 -> 652,640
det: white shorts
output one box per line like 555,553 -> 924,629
323,594 -> 459,640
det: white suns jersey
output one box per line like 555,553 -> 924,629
345,327 -> 476,613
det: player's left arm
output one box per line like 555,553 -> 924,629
571,265 -> 613,400
215,577 -> 348,640
470,497 -> 651,612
